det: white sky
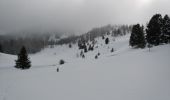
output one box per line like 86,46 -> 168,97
0,0 -> 170,34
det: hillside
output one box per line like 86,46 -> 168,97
0,34 -> 170,100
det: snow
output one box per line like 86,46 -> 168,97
0,53 -> 16,69
0,34 -> 170,100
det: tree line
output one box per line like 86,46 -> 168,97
0,24 -> 132,54
0,33 -> 51,54
56,24 -> 132,45
129,14 -> 170,48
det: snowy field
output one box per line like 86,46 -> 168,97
0,35 -> 170,100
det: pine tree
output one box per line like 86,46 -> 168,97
139,25 -> 146,48
162,14 -> 170,43
84,44 -> 88,53
105,38 -> 109,44
146,14 -> 163,46
0,44 -> 2,52
15,46 -> 31,69
111,48 -> 114,52
69,44 -> 72,48
129,24 -> 146,48
95,55 -> 98,59
59,59 -> 65,65
129,24 -> 138,47
88,44 -> 94,51
82,54 -> 85,58
102,35 -> 105,39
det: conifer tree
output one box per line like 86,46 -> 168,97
69,44 -> 72,48
15,46 -> 31,69
0,44 -> 2,52
111,48 -> 114,52
105,38 -> 109,44
146,14 -> 163,46
162,14 -> 170,43
139,25 -> 146,48
59,59 -> 65,65
129,24 -> 146,48
84,44 -> 88,53
95,55 -> 98,59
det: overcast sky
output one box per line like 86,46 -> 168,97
0,0 -> 170,34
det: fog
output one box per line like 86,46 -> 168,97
0,0 -> 170,34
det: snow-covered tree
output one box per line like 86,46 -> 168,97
84,44 -> 88,53
102,35 -> 105,39
162,14 -> 170,43
15,46 -> 31,69
129,24 -> 146,48
146,14 -> 163,46
59,59 -> 65,65
0,44 -> 2,52
69,44 -> 72,48
111,48 -> 114,52
105,38 -> 109,44
88,44 -> 94,51
95,55 -> 98,59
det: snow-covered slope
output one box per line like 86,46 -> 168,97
0,34 -> 170,100
0,53 -> 16,69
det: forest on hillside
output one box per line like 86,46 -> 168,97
0,25 -> 132,55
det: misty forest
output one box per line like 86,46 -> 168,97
0,0 -> 170,100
